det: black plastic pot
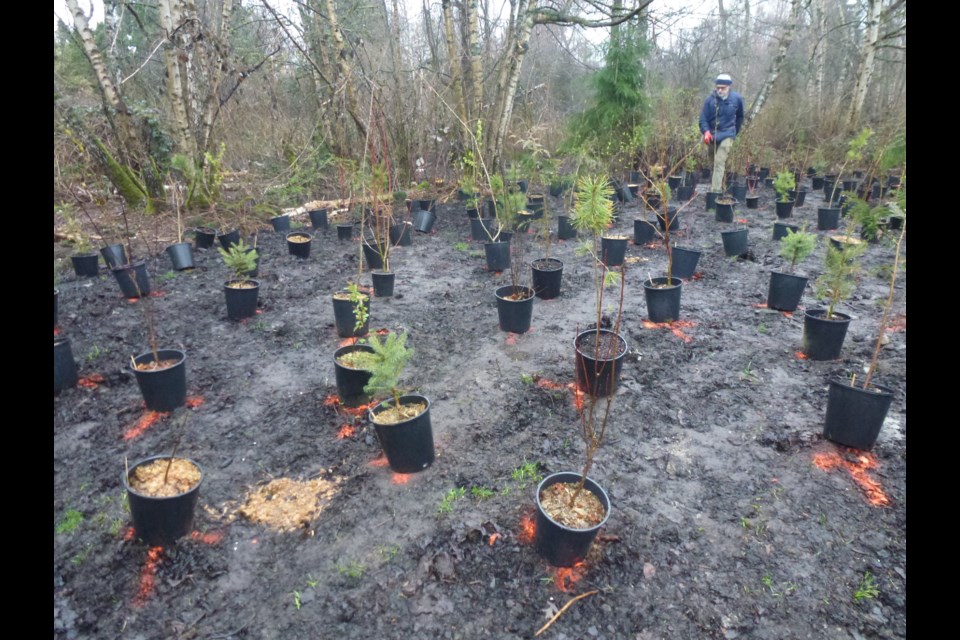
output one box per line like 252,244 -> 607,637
101,243 -> 127,269
71,253 -> 100,277
413,209 -> 436,233
675,185 -> 695,201
721,229 -> 749,258
601,236 -> 628,267
334,344 -> 375,403
514,211 -> 535,232
471,218 -> 497,242
465,205 -> 481,219
336,224 -> 354,241
817,207 -> 841,231
495,285 -> 535,334
557,216 -> 577,240
767,271 -> 808,312
194,228 -> 216,249
670,247 -> 701,280
54,337 -> 79,394
270,215 -> 291,232
483,241 -> 511,272
772,222 -> 800,242
811,176 -> 825,190
534,472 -> 611,568
516,180 -> 529,193
775,200 -> 795,219
309,208 -> 329,231
417,198 -> 436,213
217,229 -> 241,250
124,456 -> 203,547
656,206 -> 680,232
390,222 -> 413,246
667,175 -> 683,190
789,189 -> 807,207
574,329 -> 627,397
728,184 -> 748,202
745,195 -> 759,209
758,167 -> 771,181
823,381 -> 894,451
705,190 -> 721,211
166,242 -> 195,271
332,293 -> 370,337
715,199 -> 735,223
112,261 -> 151,298
643,276 -> 682,323
372,271 -> 395,297
369,394 -> 435,473
224,279 -> 260,320
531,258 -> 563,300
633,219 -> 657,245
131,349 -> 187,412
361,241 -> 386,269
287,232 -> 313,258
527,194 -> 545,218
802,309 -> 851,360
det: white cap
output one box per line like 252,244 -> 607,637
715,74 -> 733,86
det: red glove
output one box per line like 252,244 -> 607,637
703,131 -> 714,145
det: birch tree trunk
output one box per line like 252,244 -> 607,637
745,0 -> 805,127
846,0 -> 883,129
466,0 -> 484,126
158,0 -> 199,160
65,0 -> 143,164
324,0 -> 368,141
441,0 -> 469,138
810,0 -> 826,117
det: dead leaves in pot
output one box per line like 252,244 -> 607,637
128,459 -> 201,497
372,401 -> 427,425
238,476 -> 344,532
133,358 -> 180,372
539,481 -> 606,529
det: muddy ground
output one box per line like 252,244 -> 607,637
54,179 -> 906,640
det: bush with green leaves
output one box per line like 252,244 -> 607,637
218,239 -> 258,281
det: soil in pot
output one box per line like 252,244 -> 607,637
125,456 -> 203,547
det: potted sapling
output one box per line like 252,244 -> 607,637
773,170 -> 796,219
767,227 -> 817,312
165,176 -> 195,271
364,331 -> 434,473
219,239 -> 260,321
536,177 -> 627,566
128,277 -> 187,412
495,187 -> 536,332
802,238 -> 866,360
332,282 -> 370,338
823,180 -> 905,449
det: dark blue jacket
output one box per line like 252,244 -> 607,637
700,91 -> 745,144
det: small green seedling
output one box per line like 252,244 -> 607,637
854,571 -> 880,602
519,373 -> 534,385
218,238 -> 258,281
337,561 -> 366,579
773,171 -> 795,202
159,270 -> 177,282
453,241 -> 469,252
293,590 -> 301,610
57,509 -> 84,534
511,461 -> 542,487
471,486 -> 494,500
778,228 -> 817,272
437,487 -> 467,514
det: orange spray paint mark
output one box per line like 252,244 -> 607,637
185,396 -> 205,409
368,456 -> 390,468
812,448 -> 891,507
488,533 -> 501,546
391,473 -> 412,485
123,527 -> 136,541
132,546 -> 163,607
642,319 -> 696,343
337,424 -> 356,439
795,351 -> 808,360
189,530 -> 224,545
123,410 -> 168,441
551,561 -> 587,592
77,373 -> 105,389
517,513 -> 536,544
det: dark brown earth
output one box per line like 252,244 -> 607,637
54,178 -> 906,640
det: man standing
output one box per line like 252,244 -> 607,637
700,73 -> 745,193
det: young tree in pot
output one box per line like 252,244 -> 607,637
537,178 -> 626,565
802,239 -> 866,360
767,227 -> 817,312
164,175 -> 195,270
494,187 -> 536,332
364,331 -> 434,473
823,178 -> 905,450
219,239 -> 260,321
128,276 -> 187,412
332,282 -> 370,337
773,171 -> 796,219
